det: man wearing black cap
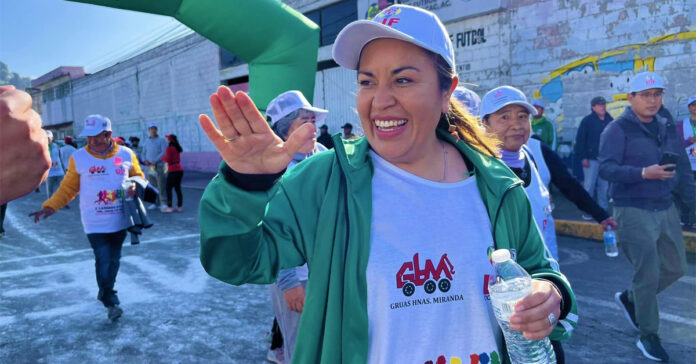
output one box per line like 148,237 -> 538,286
317,125 -> 334,149
574,96 -> 614,218
341,123 -> 356,140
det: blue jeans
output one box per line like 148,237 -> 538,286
87,230 -> 127,307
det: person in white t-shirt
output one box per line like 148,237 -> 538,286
30,115 -> 144,322
197,5 -> 578,363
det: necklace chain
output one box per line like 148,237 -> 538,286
438,142 -> 447,182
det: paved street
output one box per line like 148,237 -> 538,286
1,177 -> 695,363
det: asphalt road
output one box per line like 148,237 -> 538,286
1,183 -> 694,363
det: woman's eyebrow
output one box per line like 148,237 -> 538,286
393,66 -> 420,75
357,66 -> 420,77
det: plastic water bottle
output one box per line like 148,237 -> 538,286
604,226 -> 618,257
489,249 -> 556,364
121,178 -> 134,202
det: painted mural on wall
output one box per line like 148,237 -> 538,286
533,30 -> 696,140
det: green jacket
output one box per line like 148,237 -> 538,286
199,129 -> 578,364
531,116 -> 556,148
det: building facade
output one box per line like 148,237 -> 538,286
33,0 -> 695,172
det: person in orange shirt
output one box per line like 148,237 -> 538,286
30,115 -> 144,321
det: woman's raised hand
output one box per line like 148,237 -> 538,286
199,86 -> 316,174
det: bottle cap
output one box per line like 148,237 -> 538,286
491,249 -> 511,263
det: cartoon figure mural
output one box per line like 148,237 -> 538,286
533,31 -> 696,141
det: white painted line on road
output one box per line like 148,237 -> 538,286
5,208 -> 60,250
0,233 -> 200,265
558,247 -> 590,266
576,295 -> 696,327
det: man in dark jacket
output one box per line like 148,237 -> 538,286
598,71 -> 693,362
575,96 -> 614,216
317,125 -> 334,149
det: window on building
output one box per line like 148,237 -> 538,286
42,88 -> 55,102
219,48 -> 246,69
55,83 -> 70,99
308,0 -> 358,46
218,0 -> 357,70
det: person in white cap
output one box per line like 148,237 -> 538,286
530,99 -> 556,149
264,90 -> 327,363
197,5 -> 577,363
599,71 -> 693,362
452,86 -> 481,116
30,115 -> 144,322
141,122 -> 168,210
44,130 -> 66,200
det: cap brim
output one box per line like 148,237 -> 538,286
304,106 -> 329,124
333,20 -> 439,70
482,101 -> 538,119
630,85 -> 666,93
79,129 -> 99,137
79,128 -> 109,137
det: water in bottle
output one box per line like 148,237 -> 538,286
489,249 -> 556,364
604,226 -> 618,257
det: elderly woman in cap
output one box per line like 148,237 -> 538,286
198,5 -> 577,363
264,90 -> 328,363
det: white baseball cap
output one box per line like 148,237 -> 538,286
147,122 -> 158,129
687,94 -> 696,107
79,115 -> 112,137
332,4 -> 455,71
266,90 -> 328,124
629,71 -> 665,93
532,99 -> 545,108
480,86 -> 538,119
452,87 -> 481,116
45,130 -> 54,139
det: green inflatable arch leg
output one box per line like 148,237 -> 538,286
68,0 -> 320,112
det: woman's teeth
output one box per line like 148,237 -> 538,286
375,119 -> 407,130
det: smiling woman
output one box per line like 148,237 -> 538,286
197,5 -> 577,364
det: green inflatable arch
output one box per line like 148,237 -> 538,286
68,0 -> 320,112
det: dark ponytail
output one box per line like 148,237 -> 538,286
430,53 -> 500,158
168,134 -> 183,153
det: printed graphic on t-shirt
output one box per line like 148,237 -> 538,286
396,253 -> 454,296
424,350 -> 501,364
93,189 -> 123,215
88,165 -> 107,176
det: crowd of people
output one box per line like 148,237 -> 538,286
0,4 -> 694,364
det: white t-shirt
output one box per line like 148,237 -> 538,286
366,151 -> 502,364
72,146 -> 135,234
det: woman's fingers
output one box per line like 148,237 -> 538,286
235,91 -> 272,134
199,114 -> 227,152
217,86 -> 253,136
284,123 -> 317,156
508,280 -> 562,339
210,93 -> 239,140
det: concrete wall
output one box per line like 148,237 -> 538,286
71,33 -> 222,172
504,0 -> 695,143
